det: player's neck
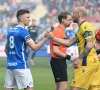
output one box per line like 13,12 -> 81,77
18,22 -> 25,28
78,18 -> 86,25
59,24 -> 66,30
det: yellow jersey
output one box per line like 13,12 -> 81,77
76,21 -> 99,66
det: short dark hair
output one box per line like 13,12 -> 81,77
16,9 -> 29,20
58,12 -> 70,23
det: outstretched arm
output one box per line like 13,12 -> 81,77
52,35 -> 77,47
27,37 -> 48,51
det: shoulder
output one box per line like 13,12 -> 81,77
53,26 -> 63,33
81,22 -> 93,30
79,22 -> 93,34
18,27 -> 29,38
21,28 -> 29,35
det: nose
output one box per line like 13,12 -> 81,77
70,20 -> 72,23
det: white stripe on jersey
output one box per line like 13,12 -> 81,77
22,43 -> 26,69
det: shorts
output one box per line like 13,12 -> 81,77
89,65 -> 100,90
4,69 -> 34,89
67,46 -> 78,57
71,65 -> 100,89
50,57 -> 67,83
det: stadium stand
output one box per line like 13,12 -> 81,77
0,0 -> 100,56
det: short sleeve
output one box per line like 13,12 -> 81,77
20,29 -> 32,43
53,31 -> 62,46
81,26 -> 93,40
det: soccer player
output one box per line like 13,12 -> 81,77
49,12 -> 76,90
27,19 -> 38,66
95,29 -> 100,60
4,9 -> 48,90
47,7 -> 100,90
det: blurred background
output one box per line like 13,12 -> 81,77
0,0 -> 100,57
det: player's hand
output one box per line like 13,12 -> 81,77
45,32 -> 54,39
73,58 -> 80,69
44,32 -> 50,38
70,56 -> 77,62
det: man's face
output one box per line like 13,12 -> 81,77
20,13 -> 30,26
32,21 -> 36,26
63,15 -> 72,27
72,11 -> 79,23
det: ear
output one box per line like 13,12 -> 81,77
77,12 -> 80,17
20,16 -> 23,22
62,18 -> 64,23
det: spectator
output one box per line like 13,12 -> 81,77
27,19 -> 38,66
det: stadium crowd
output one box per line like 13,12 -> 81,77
0,0 -> 37,33
0,0 -> 100,40
40,0 -> 100,30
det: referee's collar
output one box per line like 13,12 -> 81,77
58,25 -> 64,31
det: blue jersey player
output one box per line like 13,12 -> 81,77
4,9 -> 48,90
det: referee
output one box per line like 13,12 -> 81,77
50,12 -> 76,90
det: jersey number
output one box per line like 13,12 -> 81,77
9,36 -> 14,48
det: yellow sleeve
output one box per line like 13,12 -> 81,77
81,25 -> 93,40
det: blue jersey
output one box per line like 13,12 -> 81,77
46,40 -> 50,45
65,30 -> 77,46
7,25 -> 32,69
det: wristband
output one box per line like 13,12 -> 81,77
96,49 -> 100,55
65,54 -> 71,60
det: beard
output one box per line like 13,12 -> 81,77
73,17 -> 78,23
65,23 -> 70,27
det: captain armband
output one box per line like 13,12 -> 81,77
96,49 -> 100,55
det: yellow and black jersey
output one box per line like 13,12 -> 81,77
76,21 -> 99,66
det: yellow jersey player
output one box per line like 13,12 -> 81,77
46,6 -> 100,90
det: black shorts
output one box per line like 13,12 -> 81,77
50,57 -> 68,83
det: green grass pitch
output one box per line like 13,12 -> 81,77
0,57 -> 74,90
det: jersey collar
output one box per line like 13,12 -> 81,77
16,25 -> 25,29
58,25 -> 64,31
79,20 -> 86,27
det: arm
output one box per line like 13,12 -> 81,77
52,35 -> 77,47
73,37 -> 94,68
27,37 -> 48,51
53,45 -> 66,58
4,42 -> 8,55
53,45 -> 77,61
77,37 -> 94,60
